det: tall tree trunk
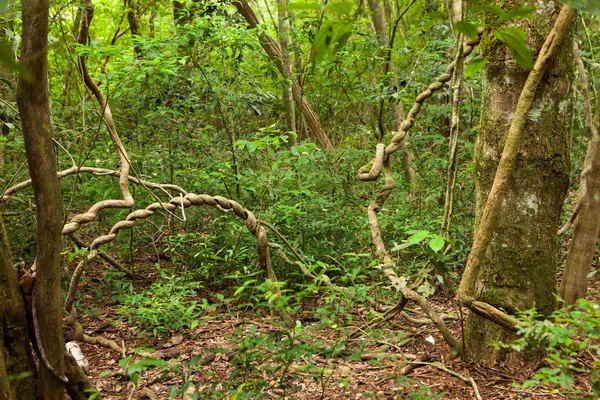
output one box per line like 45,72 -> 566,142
367,0 -> 387,46
462,1 -> 573,361
559,51 -> 600,306
232,0 -> 333,149
17,0 -> 66,396
277,0 -> 296,143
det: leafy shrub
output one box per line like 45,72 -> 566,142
502,299 -> 600,399
117,267 -> 214,336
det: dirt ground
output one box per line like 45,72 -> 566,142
74,256 -> 599,400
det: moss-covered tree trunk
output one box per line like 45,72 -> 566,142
465,1 -> 572,361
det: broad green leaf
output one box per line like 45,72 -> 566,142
326,1 -> 356,15
332,23 -> 353,54
560,0 -> 600,16
246,141 -> 257,153
465,56 -> 486,78
312,22 -> 353,64
473,4 -> 509,20
504,6 -> 536,21
407,230 -> 429,244
0,39 -> 32,81
493,27 -> 533,70
455,21 -> 479,40
429,236 -> 445,253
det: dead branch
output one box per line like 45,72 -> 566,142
408,361 -> 482,400
82,334 -> 123,352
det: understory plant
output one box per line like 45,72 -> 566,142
503,299 -> 600,399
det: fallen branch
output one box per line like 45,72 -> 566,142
408,361 -> 482,400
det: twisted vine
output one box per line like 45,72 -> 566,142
358,34 -> 481,267
64,193 -> 282,317
62,0 -> 134,237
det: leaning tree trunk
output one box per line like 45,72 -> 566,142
464,1 -> 572,361
276,0 -> 296,143
17,0 -> 66,397
232,0 -> 333,150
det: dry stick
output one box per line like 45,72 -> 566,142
63,193 -> 291,322
400,287 -> 460,350
408,361 -> 482,400
456,6 -> 577,306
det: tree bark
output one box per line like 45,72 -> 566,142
367,0 -> 387,46
232,0 -> 333,149
559,89 -> 600,306
17,0 -> 66,396
460,2 -> 574,361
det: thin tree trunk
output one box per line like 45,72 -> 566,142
367,0 -> 387,47
232,0 -> 333,149
277,0 -> 296,143
559,44 -> 600,306
17,0 -> 66,397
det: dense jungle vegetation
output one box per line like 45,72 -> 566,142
1,0 -> 600,398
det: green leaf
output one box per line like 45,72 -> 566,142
406,230 -> 429,244
246,141 -> 257,153
0,39 -> 32,81
473,4 -> 509,20
455,21 -> 479,40
493,27 -> 533,70
429,236 -> 445,253
504,6 -> 536,21
325,1 -> 356,15
560,0 -> 600,16
465,57 -> 486,78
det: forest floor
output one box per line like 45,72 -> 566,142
75,254 -> 599,400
